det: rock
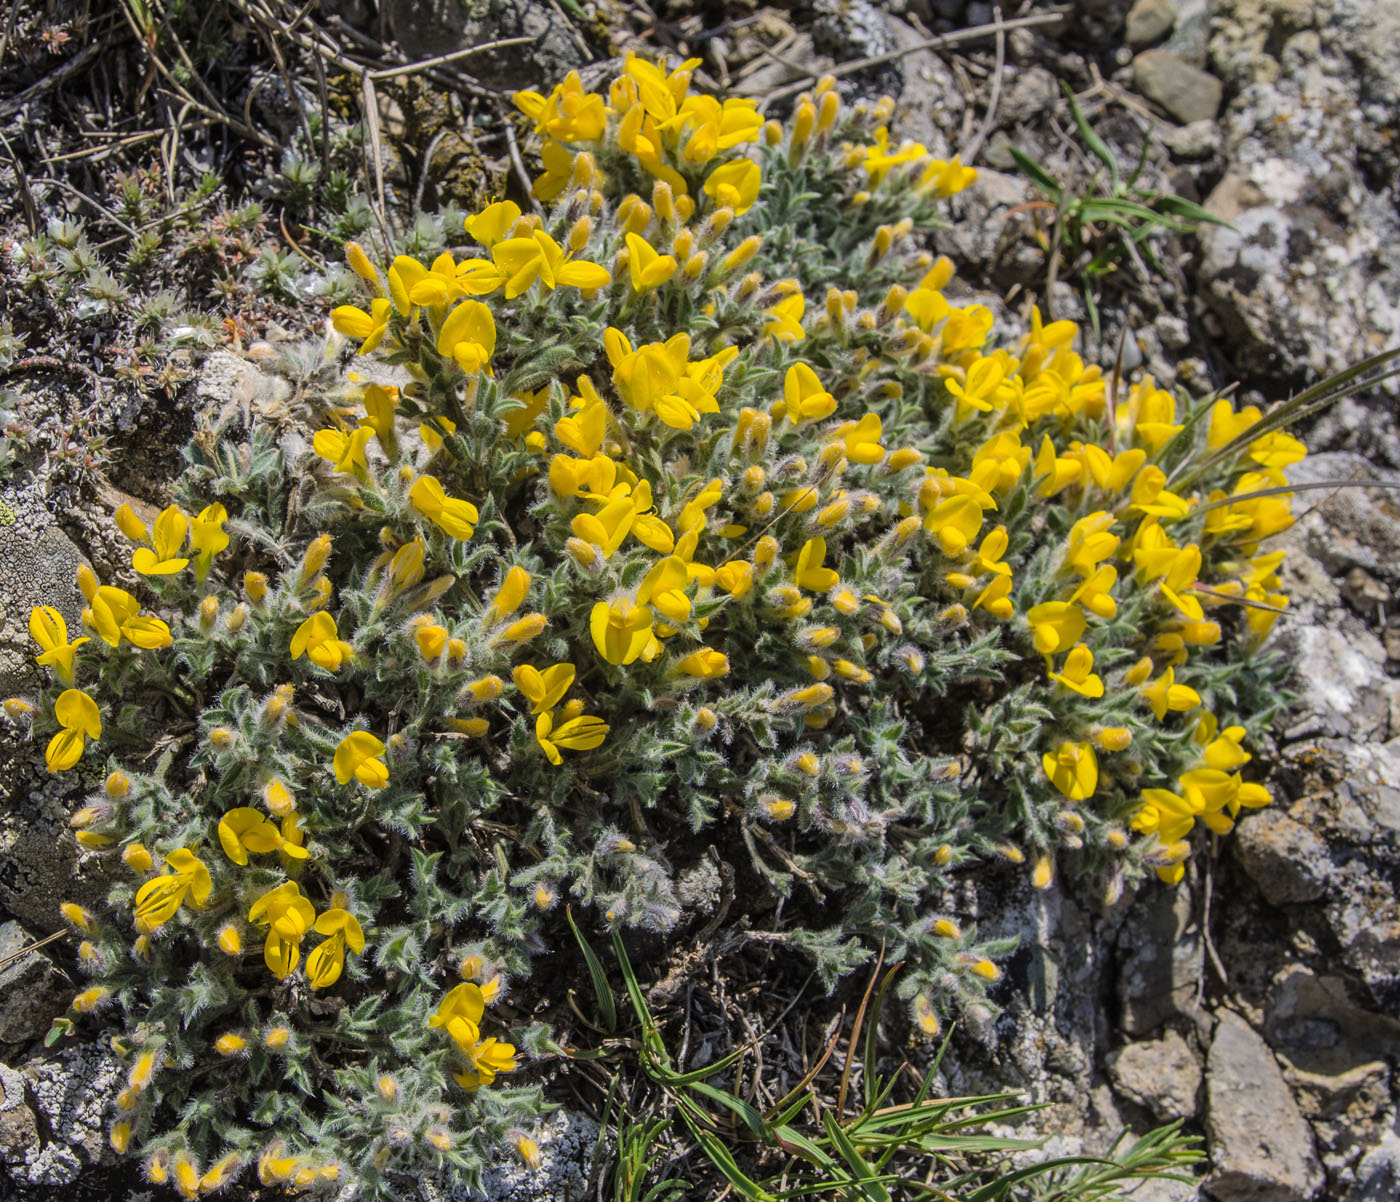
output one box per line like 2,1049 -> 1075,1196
1265,967 -> 1400,1078
0,920 -> 66,1049
1348,1130 -> 1400,1202
1286,454 -> 1400,583
1232,811 -> 1331,905
1126,0 -> 1177,48
1320,858 -> 1400,1011
0,482 -> 88,700
1132,50 -> 1223,123
383,0 -> 585,91
1116,885 -> 1203,1035
1106,1029 -> 1202,1120
1284,1060 -> 1391,1173
1205,1011 -> 1324,1202
1162,118 -> 1221,159
0,1046 -> 121,1188
441,1107 -> 598,1202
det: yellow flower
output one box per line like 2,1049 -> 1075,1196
638,556 -> 692,622
1047,644 -> 1103,698
409,475 -> 480,540
248,881 -> 316,979
1041,741 -> 1098,801
306,908 -> 365,989
572,495 -> 638,559
590,598 -> 653,665
1026,602 -> 1086,657
828,412 -> 884,465
464,200 -> 523,248
133,848 -> 212,932
676,648 -> 729,678
625,232 -> 678,292
469,230 -> 612,299
217,807 -> 308,866
513,72 -> 607,142
764,293 -> 806,343
214,1033 -> 247,1056
313,425 -> 373,474
702,159 -> 761,214
189,503 -> 229,581
793,537 -> 839,591
945,357 -> 1005,419
436,300 -> 497,374
129,505 -> 189,575
1142,667 -> 1201,720
454,1036 -> 519,1091
290,611 -> 354,671
30,606 -> 88,686
779,363 -> 834,423
334,731 -> 389,788
430,982 -> 486,1053
1133,786 -> 1200,844
535,708 -> 609,765
90,585 -> 173,648
46,688 -> 101,772
512,663 -> 576,714
489,566 -> 531,621
921,494 -> 983,556
114,502 -> 150,542
331,297 -> 392,353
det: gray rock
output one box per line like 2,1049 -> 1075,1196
1286,454 -> 1400,583
384,0 -> 586,91
1132,50 -> 1223,123
1347,1130 -> 1400,1202
1205,1011 -> 1324,1202
0,921 -> 66,1049
440,1107 -> 599,1202
1162,118 -> 1221,159
1265,968 -> 1400,1079
0,1046 -> 121,1188
1107,1029 -> 1202,1120
1117,886 -> 1203,1035
1285,1060 -> 1391,1174
1320,859 -> 1400,1012
1233,811 -> 1331,905
1126,0 -> 1177,48
0,484 -> 88,700
0,734 -> 112,931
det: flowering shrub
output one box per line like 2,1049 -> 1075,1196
3,55 -> 1300,1198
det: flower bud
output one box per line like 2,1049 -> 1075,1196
122,843 -> 153,873
76,563 -> 99,601
243,571 -> 268,605
198,594 -> 219,632
226,602 -> 249,632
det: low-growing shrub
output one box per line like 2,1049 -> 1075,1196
5,55 -> 1299,1198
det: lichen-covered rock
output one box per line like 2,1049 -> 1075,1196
1206,1010 -> 1325,1202
440,1108 -> 598,1202
0,1045 -> 121,1189
1200,2 -> 1400,385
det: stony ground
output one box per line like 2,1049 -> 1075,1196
1,1 -> 1398,1199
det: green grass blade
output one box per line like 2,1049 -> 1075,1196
1009,148 -> 1063,201
566,905 -> 617,1032
1061,82 -> 1118,192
